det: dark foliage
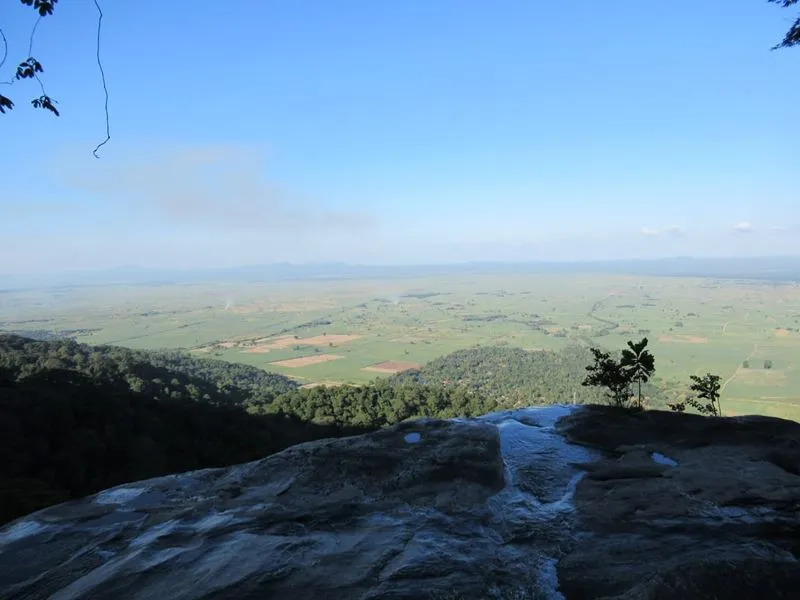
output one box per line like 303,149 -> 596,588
0,2 -> 60,118
582,348 -> 634,407
669,372 -> 723,416
31,94 -> 58,115
0,367 -> 372,525
0,334 -> 297,408
15,57 -> 43,80
620,337 -> 656,409
769,0 -> 800,48
582,338 -> 656,408
20,0 -> 58,17
264,378 -> 497,428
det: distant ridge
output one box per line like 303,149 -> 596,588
2,256 -> 800,291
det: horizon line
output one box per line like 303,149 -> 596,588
3,254 -> 800,281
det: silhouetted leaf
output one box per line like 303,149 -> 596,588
583,347 -> 633,407
31,95 -> 59,116
0,95 -> 14,113
688,373 -> 722,416
16,58 -> 43,80
20,0 -> 58,17
774,16 -> 800,48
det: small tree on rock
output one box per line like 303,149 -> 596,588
670,373 -> 722,416
620,337 -> 655,409
582,348 -> 633,408
689,373 -> 722,416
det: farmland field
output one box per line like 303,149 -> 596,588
2,272 -> 799,420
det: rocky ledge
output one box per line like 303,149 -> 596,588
1,405 -> 798,599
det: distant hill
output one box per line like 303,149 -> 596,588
0,334 -> 297,407
3,255 -> 799,290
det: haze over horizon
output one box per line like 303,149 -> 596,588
2,1 -> 798,275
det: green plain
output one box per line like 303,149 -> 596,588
2,273 -> 799,419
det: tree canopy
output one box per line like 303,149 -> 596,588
620,338 -> 656,409
0,334 -> 298,407
394,345 -> 610,406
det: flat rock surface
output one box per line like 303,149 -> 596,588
556,406 -> 800,599
1,405 -> 799,599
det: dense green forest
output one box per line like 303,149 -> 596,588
0,334 -> 297,406
393,345 -> 609,405
395,344 -> 670,408
262,378 -> 496,427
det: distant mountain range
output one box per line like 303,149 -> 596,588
2,256 -> 800,291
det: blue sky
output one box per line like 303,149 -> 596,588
1,1 -> 798,274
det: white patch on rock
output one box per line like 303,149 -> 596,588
651,452 -> 678,467
194,511 -> 238,532
404,432 -> 422,444
95,487 -> 145,505
140,546 -> 188,569
129,520 -> 178,549
708,505 -> 777,524
0,520 -> 45,546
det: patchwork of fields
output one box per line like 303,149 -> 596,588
1,273 -> 799,420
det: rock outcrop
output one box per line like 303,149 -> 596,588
1,405 -> 798,599
557,406 -> 800,600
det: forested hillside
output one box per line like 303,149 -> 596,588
0,334 -> 297,407
393,345 -> 610,405
0,367 -> 371,525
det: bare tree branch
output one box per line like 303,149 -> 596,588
0,28 -> 8,72
27,15 -> 42,57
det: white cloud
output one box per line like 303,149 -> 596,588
641,227 -> 659,237
733,221 -> 753,233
